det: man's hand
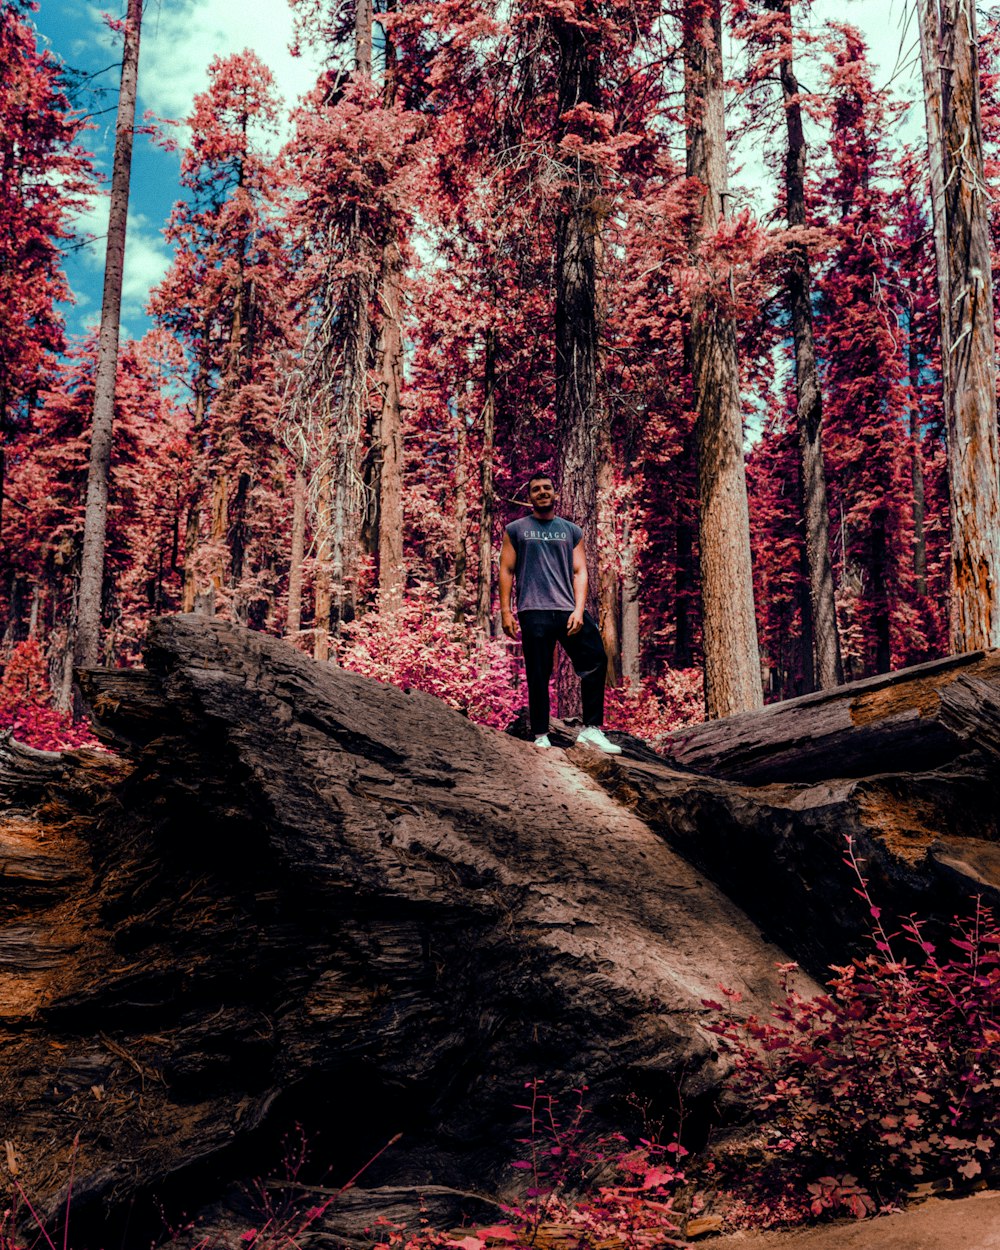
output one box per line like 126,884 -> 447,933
501,611 -> 519,640
567,609 -> 584,636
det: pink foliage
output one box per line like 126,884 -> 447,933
337,594 -> 525,730
604,671 -> 704,745
0,640 -> 96,751
706,841 -> 1000,1220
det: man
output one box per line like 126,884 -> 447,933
499,471 -> 622,753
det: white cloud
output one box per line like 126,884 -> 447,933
137,0 -> 326,136
121,227 -> 172,316
69,190 -> 171,322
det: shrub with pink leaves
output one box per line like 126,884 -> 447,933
0,639 -> 96,751
336,596 -> 530,730
706,840 -> 1000,1221
370,1081 -> 689,1250
604,670 -> 703,744
335,593 -> 704,743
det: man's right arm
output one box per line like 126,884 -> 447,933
499,532 -> 518,639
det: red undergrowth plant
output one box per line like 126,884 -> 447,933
0,640 -> 96,751
705,836 -> 1000,1223
369,1081 -> 690,1250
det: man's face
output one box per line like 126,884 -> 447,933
529,478 -> 555,510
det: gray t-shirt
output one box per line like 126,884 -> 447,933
505,514 -> 583,612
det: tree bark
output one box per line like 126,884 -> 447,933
4,617 -> 1000,1244
922,0 -> 1000,650
355,0 -> 372,75
287,465 -> 307,638
313,453 -> 333,661
908,276 -> 928,597
684,0 -> 762,717
657,646 -> 1000,783
596,417 -> 621,684
770,0 -> 842,691
73,0 -> 141,675
377,242 -> 405,615
621,520 -> 640,683
553,12 -> 600,574
181,356 -> 211,614
452,392 -> 468,623
475,331 -> 496,634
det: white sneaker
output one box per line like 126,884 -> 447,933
576,726 -> 622,754
533,734 -> 552,749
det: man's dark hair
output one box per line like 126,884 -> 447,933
527,470 -> 555,490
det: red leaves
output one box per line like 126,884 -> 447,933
707,880 -> 1000,1213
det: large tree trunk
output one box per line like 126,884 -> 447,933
770,0 -> 842,691
921,0 -> 1000,651
553,12 -> 600,570
73,0 -> 141,676
684,0 -> 762,718
377,243 -> 405,614
374,19 -> 405,617
4,617 -> 1000,1246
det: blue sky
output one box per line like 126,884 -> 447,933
33,0 -> 923,346
35,0 -> 325,341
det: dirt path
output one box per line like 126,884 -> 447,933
709,1191 -> 1000,1250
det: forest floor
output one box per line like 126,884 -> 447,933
710,1190 -> 1000,1249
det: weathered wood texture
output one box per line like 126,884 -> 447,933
2,621 -> 999,1247
657,649 -> 1000,783
683,0 -> 762,717
922,0 -> 1000,650
1,618 -> 795,1245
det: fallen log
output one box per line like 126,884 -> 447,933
0,617 -> 996,1247
1,617 -> 799,1246
657,649 -> 1000,783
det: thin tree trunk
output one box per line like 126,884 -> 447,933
684,0 -> 762,717
377,244 -> 404,615
314,453 -> 333,662
182,359 -> 211,614
917,0 -> 952,397
57,578 -> 79,713
908,277 -> 928,597
597,419 -> 621,685
770,0 -> 842,691
73,0 -> 141,675
355,0 -> 372,75
871,506 -> 892,673
674,462 -> 695,668
229,471 -> 251,622
452,392 -> 468,624
208,266 -> 247,615
0,389 -> 8,546
476,332 -> 496,635
287,466 -> 307,638
922,0 -> 1000,650
28,584 -> 39,639
373,13 -> 404,617
621,520 -> 640,684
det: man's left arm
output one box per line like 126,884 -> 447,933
569,539 -> 587,635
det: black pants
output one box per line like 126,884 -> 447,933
519,610 -> 607,736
